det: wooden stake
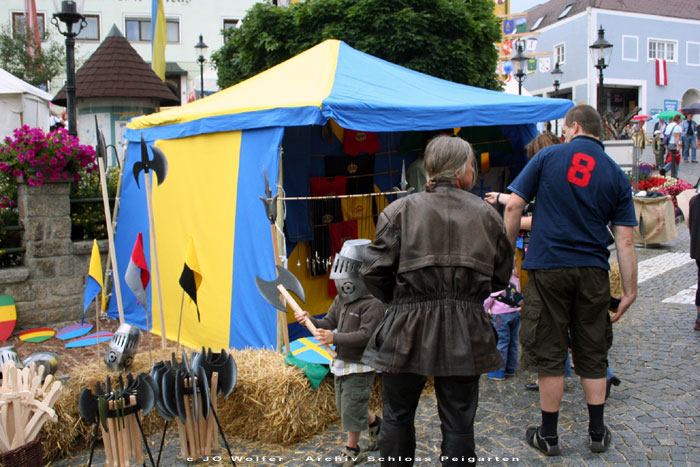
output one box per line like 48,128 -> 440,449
205,372 -> 218,452
95,297 -> 101,360
176,289 -> 185,355
144,170 -> 167,348
98,157 -> 125,323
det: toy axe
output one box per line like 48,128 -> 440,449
258,165 -> 290,353
256,266 -> 337,358
133,136 -> 168,348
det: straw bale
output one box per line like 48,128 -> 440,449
219,349 -> 382,445
609,261 -> 622,298
41,345 -> 383,461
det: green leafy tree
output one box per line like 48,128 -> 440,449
0,23 -> 64,88
213,0 -> 502,90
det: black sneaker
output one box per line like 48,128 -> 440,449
367,416 -> 382,451
589,425 -> 612,453
525,426 -> 561,456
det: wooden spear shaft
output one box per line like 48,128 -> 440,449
98,157 -> 125,323
143,170 -> 167,348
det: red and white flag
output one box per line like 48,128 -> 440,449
125,233 -> 150,309
25,0 -> 41,58
656,59 -> 667,86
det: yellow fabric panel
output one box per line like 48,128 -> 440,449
340,196 -> 375,240
149,131 -> 241,349
287,242 -> 334,321
129,40 -> 341,130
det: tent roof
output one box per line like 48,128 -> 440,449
126,39 -> 573,142
52,25 -> 179,107
0,68 -> 52,101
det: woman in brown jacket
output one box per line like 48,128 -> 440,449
360,135 -> 513,466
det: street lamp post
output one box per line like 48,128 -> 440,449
551,61 -> 563,134
194,34 -> 208,100
51,0 -> 86,137
589,26 -> 613,117
511,41 -> 528,95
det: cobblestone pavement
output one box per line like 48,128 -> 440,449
52,147 -> 700,466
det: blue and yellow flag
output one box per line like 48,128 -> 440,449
83,240 -> 104,318
151,0 -> 166,81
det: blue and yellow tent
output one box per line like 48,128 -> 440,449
113,39 -> 573,350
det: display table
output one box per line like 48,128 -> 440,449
633,195 -> 676,244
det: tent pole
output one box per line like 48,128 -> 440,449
144,170 -> 168,348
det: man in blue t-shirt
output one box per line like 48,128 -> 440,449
504,105 -> 638,457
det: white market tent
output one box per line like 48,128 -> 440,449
0,68 -> 52,139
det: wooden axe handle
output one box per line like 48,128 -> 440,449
276,285 -> 337,359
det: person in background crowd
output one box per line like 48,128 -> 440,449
483,260 -> 523,381
361,135 -> 512,466
681,115 -> 697,163
652,130 -> 665,169
504,105 -> 637,456
662,114 -> 684,177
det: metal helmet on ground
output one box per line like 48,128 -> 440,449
0,345 -> 22,369
330,239 -> 372,304
23,351 -> 60,376
104,323 -> 140,371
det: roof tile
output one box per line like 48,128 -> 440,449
52,27 -> 179,107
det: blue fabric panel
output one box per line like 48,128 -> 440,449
124,106 -> 325,143
281,127 -> 313,250
229,127 -> 285,349
108,142 -> 152,330
324,43 -> 573,131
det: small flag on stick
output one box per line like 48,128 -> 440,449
83,240 -> 104,320
179,237 -> 202,321
125,232 -> 150,309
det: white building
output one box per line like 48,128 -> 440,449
517,0 -> 700,125
3,0 -> 259,105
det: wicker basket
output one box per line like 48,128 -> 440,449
0,437 -> 43,467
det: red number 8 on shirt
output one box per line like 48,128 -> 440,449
566,152 -> 596,187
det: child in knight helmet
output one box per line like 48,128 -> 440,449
294,239 -> 383,466
483,260 -> 524,381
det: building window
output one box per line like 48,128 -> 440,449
554,43 -> 565,65
125,17 -> 180,43
11,11 -> 46,37
223,19 -> 242,30
531,16 -> 544,31
558,3 -> 574,19
622,35 -> 638,62
688,42 -> 700,66
648,39 -> 676,62
76,14 -> 100,41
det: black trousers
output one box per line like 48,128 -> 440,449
379,373 -> 480,466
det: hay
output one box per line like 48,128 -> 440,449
218,349 -> 382,445
609,261 -> 623,298
41,345 -> 383,461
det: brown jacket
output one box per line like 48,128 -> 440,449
360,182 -> 513,376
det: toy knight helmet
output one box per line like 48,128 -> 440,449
330,239 -> 372,304
0,345 -> 22,369
104,323 -> 140,371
